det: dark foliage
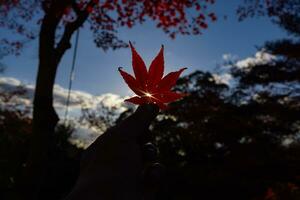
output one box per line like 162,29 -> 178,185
237,0 -> 300,36
144,1 -> 300,199
0,107 -> 83,200
150,70 -> 300,199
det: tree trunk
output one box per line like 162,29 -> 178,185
20,12 -> 60,200
15,2 -> 95,199
12,0 -> 96,200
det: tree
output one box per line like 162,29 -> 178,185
79,101 -> 121,133
150,69 -> 300,199
237,0 -> 300,36
146,1 -> 300,198
0,1 -> 217,198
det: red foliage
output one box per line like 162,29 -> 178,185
208,12 -> 217,21
0,0 -> 217,53
119,42 -> 186,109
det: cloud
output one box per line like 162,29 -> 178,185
0,76 -> 129,117
212,73 -> 233,85
69,125 -> 103,149
0,77 -> 21,86
235,51 -> 276,70
222,53 -> 238,61
0,76 -> 132,148
214,51 -> 278,88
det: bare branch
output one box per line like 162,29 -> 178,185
55,0 -> 97,63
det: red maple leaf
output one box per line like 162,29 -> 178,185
119,42 -> 187,109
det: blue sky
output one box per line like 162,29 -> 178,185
1,0 -> 290,96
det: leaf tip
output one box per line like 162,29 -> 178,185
179,67 -> 188,73
129,41 -> 134,49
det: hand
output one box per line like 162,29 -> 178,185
65,104 -> 159,200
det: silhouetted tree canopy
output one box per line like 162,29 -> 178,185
150,69 -> 300,199
237,0 -> 300,36
143,1 -> 300,198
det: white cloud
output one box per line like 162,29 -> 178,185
0,76 -> 132,148
69,125 -> 102,149
0,76 -> 129,117
0,77 -> 21,86
214,51 -> 278,88
212,73 -> 233,85
222,53 -> 237,61
236,51 -> 276,70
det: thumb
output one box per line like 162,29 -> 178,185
117,104 -> 159,138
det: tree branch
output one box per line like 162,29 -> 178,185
55,0 -> 97,64
71,0 -> 81,16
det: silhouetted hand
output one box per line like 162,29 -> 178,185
65,104 -> 159,200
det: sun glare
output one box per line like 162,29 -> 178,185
145,92 -> 152,97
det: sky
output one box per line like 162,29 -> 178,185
0,0 -> 290,97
